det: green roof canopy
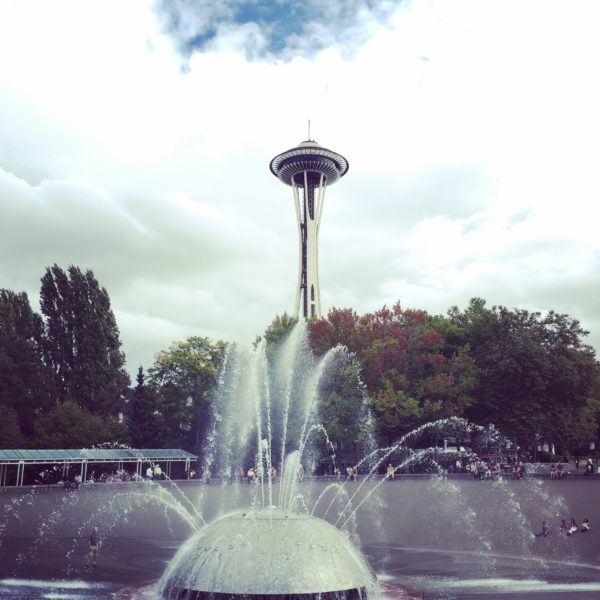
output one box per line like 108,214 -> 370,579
0,448 -> 197,464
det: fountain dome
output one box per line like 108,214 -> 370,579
159,507 -> 377,600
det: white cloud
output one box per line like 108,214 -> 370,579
0,0 -> 599,374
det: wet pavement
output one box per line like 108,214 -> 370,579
1,477 -> 599,599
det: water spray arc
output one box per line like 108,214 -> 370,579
270,137 -> 349,319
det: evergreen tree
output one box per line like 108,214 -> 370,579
0,405 -> 26,448
0,289 -> 49,438
39,264 -> 130,416
127,366 -> 167,448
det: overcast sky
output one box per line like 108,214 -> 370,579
1,0 -> 599,377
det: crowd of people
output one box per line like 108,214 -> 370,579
535,517 -> 592,537
447,455 -> 523,480
37,454 -> 598,492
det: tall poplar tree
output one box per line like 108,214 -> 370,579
0,289 -> 49,438
39,264 -> 129,416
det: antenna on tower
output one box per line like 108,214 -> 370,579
307,119 -> 311,141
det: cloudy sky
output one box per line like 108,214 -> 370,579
1,0 -> 599,377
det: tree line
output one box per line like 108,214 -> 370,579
307,300 -> 600,458
1,266 -> 599,460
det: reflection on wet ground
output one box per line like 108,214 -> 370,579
3,546 -> 600,600
368,544 -> 600,599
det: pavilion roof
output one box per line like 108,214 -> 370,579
0,448 -> 197,464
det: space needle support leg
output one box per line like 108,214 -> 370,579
303,171 -> 311,318
315,173 -> 326,318
304,170 -> 321,318
292,181 -> 302,319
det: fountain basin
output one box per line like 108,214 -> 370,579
159,507 -> 376,599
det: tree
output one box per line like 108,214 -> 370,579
148,336 -> 226,452
0,289 -> 49,437
309,303 -> 477,442
33,400 -> 128,448
441,298 -> 600,451
0,405 -> 26,448
39,264 -> 129,415
127,367 -> 168,448
258,312 -> 298,358
309,308 -> 358,356
318,357 -> 373,453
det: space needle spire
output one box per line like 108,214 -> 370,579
270,135 -> 349,319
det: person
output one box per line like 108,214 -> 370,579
550,464 -> 556,480
86,527 -> 102,569
534,521 -> 550,537
581,518 -> 591,532
560,519 -> 569,533
247,468 -> 255,484
352,466 -> 358,482
584,459 -> 594,476
202,467 -> 211,484
483,462 -> 492,480
153,463 -> 163,480
386,463 -> 395,480
270,466 -> 277,482
146,465 -> 153,480
556,463 -> 564,479
567,518 -> 578,535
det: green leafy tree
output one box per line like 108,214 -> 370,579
39,264 -> 130,415
372,378 -> 422,435
33,400 -> 128,448
0,289 -> 49,438
258,312 -> 298,358
148,336 -> 226,452
318,358 -> 373,451
442,298 -> 600,452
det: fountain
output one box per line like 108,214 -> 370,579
157,323 -> 379,599
159,507 -> 376,600
2,322 -> 600,599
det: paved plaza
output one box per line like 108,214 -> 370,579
1,476 -> 599,598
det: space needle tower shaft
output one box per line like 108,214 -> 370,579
270,136 -> 349,319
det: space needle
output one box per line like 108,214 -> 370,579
270,133 -> 349,319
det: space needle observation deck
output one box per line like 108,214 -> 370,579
270,138 -> 349,319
